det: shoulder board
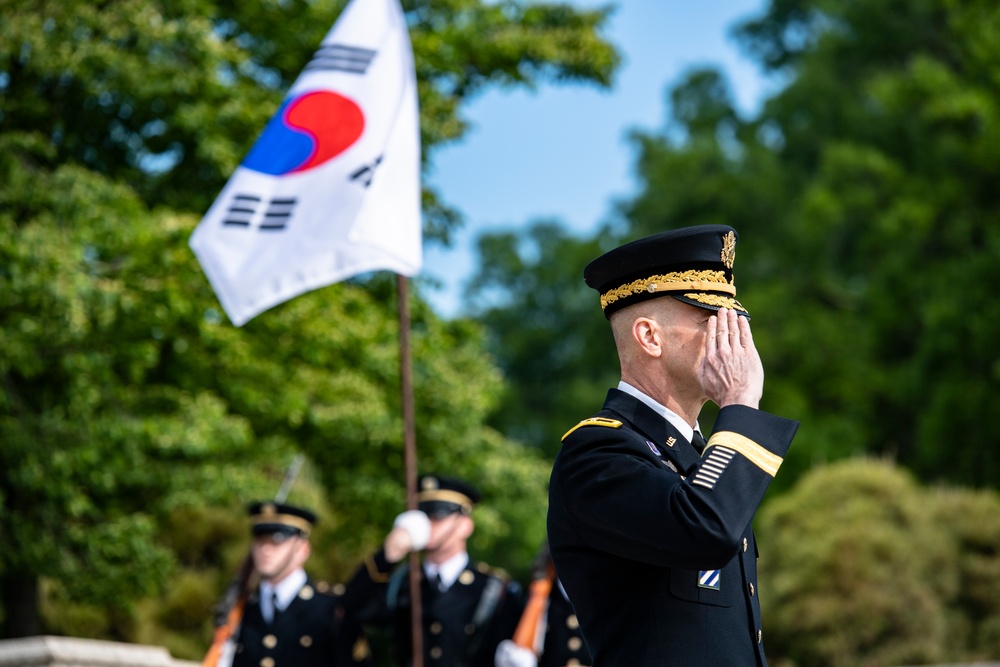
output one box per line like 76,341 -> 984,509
314,581 -> 345,596
474,561 -> 510,581
562,417 -> 623,441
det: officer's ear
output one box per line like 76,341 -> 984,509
457,514 -> 474,539
298,537 -> 312,562
632,316 -> 665,359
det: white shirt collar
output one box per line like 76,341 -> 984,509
424,551 -> 469,590
617,381 -> 700,443
260,567 -> 307,614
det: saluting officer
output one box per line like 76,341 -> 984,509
547,225 -> 799,666
229,502 -> 371,667
344,475 -> 523,667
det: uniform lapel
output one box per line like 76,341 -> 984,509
603,388 -> 702,476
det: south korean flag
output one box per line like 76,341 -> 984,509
190,0 -> 421,326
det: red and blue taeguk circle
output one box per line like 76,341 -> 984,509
242,90 -> 365,176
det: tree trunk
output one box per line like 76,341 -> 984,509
1,572 -> 40,638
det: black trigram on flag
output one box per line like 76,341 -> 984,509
222,195 -> 260,227
350,155 -> 383,188
223,194 -> 298,232
304,43 -> 377,75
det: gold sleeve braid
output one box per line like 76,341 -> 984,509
364,554 -> 392,583
705,431 -> 783,477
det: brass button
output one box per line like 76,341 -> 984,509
299,585 -> 314,600
743,537 -> 748,553
430,622 -> 443,634
757,629 -> 762,644
261,659 -> 275,667
333,583 -> 346,595
566,614 -> 579,630
300,635 -> 313,647
460,570 -> 476,584
262,635 -> 277,649
567,661 -> 581,667
568,637 -> 583,651
749,583 -> 755,596
430,647 -> 443,659
465,623 -> 476,635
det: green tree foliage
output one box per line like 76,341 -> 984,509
470,0 -> 1000,487
0,0 -> 617,243
0,0 -> 619,648
758,458 -> 1000,666
464,222 -> 618,455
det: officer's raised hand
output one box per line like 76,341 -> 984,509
697,307 -> 764,409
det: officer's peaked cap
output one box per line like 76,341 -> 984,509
584,224 -> 748,319
417,475 -> 480,517
248,501 -> 316,537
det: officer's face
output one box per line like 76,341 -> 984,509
424,512 -> 473,562
252,532 -> 310,583
656,301 -> 715,380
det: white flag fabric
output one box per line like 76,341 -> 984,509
190,0 -> 421,326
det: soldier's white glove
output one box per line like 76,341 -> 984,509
393,510 -> 431,550
495,640 -> 537,667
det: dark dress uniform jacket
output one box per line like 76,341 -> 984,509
547,389 -> 798,667
345,550 -> 523,667
232,578 -> 371,667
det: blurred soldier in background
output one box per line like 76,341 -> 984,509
494,541 -> 591,667
344,475 -> 523,666
222,502 -> 371,667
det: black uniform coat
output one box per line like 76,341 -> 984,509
232,578 -> 371,667
547,389 -> 798,667
344,550 -> 523,667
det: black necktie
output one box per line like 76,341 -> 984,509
271,591 -> 281,624
691,431 -> 707,453
432,573 -> 446,592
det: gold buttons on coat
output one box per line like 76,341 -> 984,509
568,637 -> 583,651
460,570 -> 475,585
260,658 -> 275,667
464,623 -> 476,635
430,647 -> 443,659
567,614 -> 580,630
430,622 -> 443,634
299,585 -> 314,600
743,537 -> 748,553
262,635 -> 277,649
300,635 -> 313,647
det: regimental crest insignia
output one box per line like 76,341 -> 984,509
721,231 -> 736,269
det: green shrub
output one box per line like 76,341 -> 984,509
758,458 -> 956,667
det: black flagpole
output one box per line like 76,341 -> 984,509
396,273 -> 424,667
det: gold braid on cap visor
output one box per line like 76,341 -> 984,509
600,270 -> 745,312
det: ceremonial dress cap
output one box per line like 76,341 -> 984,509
248,501 -> 316,537
417,475 -> 480,518
584,224 -> 748,319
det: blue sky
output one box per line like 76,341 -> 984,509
420,0 -> 775,317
